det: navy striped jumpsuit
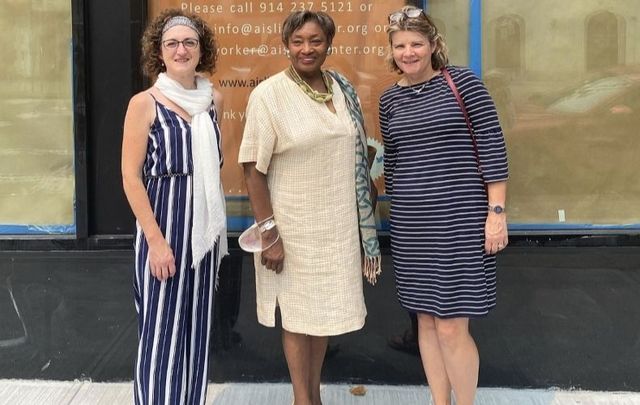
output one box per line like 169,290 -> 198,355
133,96 -> 222,405
379,66 -> 508,319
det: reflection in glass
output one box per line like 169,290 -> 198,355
586,11 -> 622,71
0,1 -> 75,230
495,15 -> 523,72
212,255 -> 243,351
484,0 -> 640,225
429,0 -> 469,66
548,76 -> 634,114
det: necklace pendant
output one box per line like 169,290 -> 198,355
412,83 -> 427,95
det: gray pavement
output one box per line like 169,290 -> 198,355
1,380 -> 640,405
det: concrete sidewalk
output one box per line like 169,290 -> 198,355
1,380 -> 640,405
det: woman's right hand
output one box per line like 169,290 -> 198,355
147,237 -> 176,281
122,92 -> 176,281
261,228 -> 284,273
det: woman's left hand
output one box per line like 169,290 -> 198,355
485,212 -> 508,255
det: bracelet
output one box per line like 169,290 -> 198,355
259,219 -> 276,233
256,214 -> 274,226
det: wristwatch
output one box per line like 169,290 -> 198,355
488,204 -> 505,214
259,219 -> 276,233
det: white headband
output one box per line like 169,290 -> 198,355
162,16 -> 199,34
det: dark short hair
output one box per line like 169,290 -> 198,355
282,11 -> 336,46
141,9 -> 217,78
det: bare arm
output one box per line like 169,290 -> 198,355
243,162 -> 284,273
484,180 -> 508,254
121,92 -> 176,281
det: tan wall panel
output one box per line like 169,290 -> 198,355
149,0 -> 406,195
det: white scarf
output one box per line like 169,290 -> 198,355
154,73 -> 228,269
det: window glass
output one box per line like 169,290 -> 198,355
484,0 -> 640,226
0,0 -> 75,233
428,0 -> 469,66
149,0 -> 410,229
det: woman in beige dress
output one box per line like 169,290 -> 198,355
238,10 -> 380,405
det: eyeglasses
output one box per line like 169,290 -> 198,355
388,8 -> 425,24
162,38 -> 199,50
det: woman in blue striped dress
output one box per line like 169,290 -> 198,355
379,7 -> 508,405
122,9 -> 226,405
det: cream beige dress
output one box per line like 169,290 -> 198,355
238,71 -> 366,336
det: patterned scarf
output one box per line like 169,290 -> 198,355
327,70 -> 382,285
154,73 -> 228,270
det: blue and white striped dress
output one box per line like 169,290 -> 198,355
133,96 -> 222,405
379,66 -> 508,318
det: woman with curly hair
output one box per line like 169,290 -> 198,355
121,9 -> 225,404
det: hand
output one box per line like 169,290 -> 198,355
148,237 -> 176,281
485,212 -> 508,255
261,229 -> 284,274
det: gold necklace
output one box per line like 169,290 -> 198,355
286,65 -> 333,103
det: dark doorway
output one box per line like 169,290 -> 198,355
586,11 -> 620,71
495,15 -> 523,72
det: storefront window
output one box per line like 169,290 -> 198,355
144,0 -> 639,231
484,0 -> 640,227
428,0 -> 469,67
0,0 -> 75,234
149,0 -> 409,230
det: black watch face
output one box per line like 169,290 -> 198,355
493,205 -> 504,214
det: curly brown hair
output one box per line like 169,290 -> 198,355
385,6 -> 449,74
141,9 -> 217,78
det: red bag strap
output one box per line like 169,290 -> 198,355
441,67 -> 482,175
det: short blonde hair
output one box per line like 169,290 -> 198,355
385,6 -> 449,74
